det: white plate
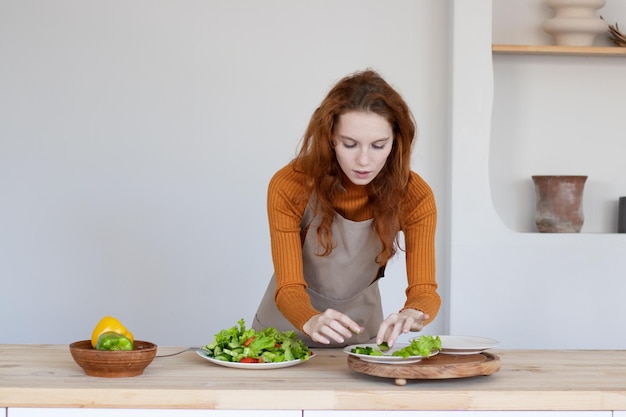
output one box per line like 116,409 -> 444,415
433,335 -> 499,355
196,350 -> 315,369
343,343 -> 437,364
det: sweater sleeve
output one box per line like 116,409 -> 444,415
400,172 -> 441,324
267,164 -> 320,331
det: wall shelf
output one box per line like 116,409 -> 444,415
492,44 -> 626,57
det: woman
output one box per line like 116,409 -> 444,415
253,69 -> 440,348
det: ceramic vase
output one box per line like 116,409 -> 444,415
532,175 -> 588,233
543,0 -> 607,46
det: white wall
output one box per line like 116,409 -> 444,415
5,0 -> 624,351
448,0 -> 626,349
0,1 -> 450,345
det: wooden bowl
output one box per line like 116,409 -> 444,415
69,339 -> 157,377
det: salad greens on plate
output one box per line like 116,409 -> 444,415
203,318 -> 312,364
350,335 -> 442,358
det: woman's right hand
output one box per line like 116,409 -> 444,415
302,309 -> 363,345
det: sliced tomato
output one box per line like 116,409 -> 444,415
239,357 -> 260,363
243,337 -> 255,347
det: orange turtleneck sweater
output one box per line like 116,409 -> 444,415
267,162 -> 440,332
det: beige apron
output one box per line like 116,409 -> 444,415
253,197 -> 384,348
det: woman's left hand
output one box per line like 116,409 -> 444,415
375,309 -> 429,348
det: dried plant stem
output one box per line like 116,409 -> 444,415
601,16 -> 626,47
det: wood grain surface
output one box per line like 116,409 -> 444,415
347,352 -> 500,384
2,345 -> 626,411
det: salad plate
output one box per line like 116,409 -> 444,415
343,343 -> 436,364
196,349 -> 315,369
199,318 -> 314,369
432,335 -> 499,355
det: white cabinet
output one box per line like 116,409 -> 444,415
305,412 -> 611,417
7,409 -> 622,416
8,409 -> 300,417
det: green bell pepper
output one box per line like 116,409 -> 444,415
96,331 -> 134,351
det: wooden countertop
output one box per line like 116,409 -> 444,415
1,344 -> 626,411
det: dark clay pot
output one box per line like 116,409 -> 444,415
532,175 -> 587,233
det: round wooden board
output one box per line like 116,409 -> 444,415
347,352 -> 501,385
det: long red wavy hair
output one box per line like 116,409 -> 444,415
294,69 -> 416,265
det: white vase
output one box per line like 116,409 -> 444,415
543,0 -> 607,46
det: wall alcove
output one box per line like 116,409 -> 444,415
490,51 -> 626,234
488,0 -> 626,234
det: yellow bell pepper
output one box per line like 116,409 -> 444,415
91,316 -> 134,348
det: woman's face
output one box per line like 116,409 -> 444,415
333,111 -> 394,186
